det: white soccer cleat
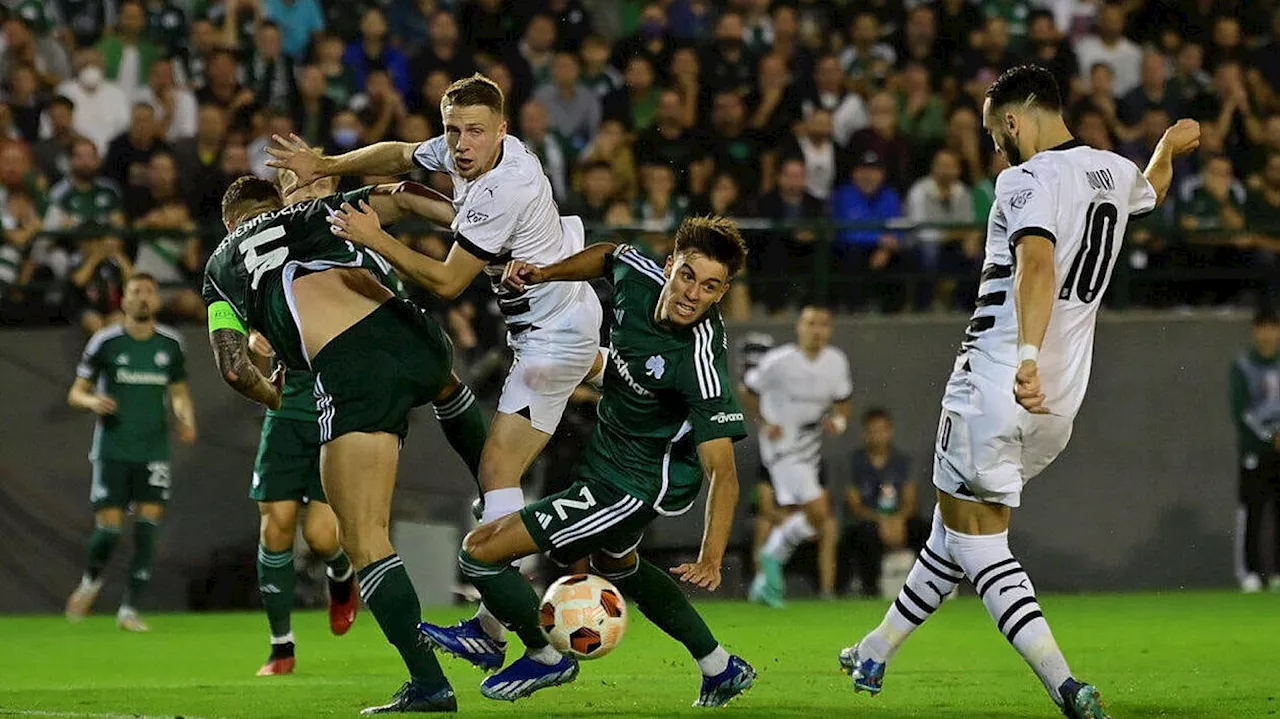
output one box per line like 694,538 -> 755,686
117,607 -> 150,632
1241,573 -> 1263,594
65,578 -> 102,622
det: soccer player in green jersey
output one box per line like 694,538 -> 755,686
206,174 -> 487,714
65,272 -> 197,632
407,216 -> 758,708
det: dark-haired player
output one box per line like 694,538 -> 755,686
839,65 -> 1201,719
204,173 -> 485,713
270,72 -> 607,659
384,216 -> 755,707
65,272 -> 196,632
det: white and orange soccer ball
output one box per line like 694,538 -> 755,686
538,574 -> 628,660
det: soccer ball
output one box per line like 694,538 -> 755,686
539,574 -> 627,660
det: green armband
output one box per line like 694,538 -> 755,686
208,301 -> 247,335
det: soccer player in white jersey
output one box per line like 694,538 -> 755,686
839,65 -> 1201,719
742,306 -> 851,607
265,74 -> 604,668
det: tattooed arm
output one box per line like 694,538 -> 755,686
208,304 -> 283,410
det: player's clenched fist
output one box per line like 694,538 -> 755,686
1159,119 -> 1201,157
501,260 -> 543,292
1014,361 -> 1049,414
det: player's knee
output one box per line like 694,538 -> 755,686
260,517 -> 294,551
302,518 -> 339,555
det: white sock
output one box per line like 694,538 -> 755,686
946,529 -> 1072,703
326,561 -> 353,583
761,513 -> 816,564
859,507 -> 961,663
473,603 -> 507,642
271,631 -> 296,645
480,487 -> 525,525
695,645 -> 730,676
117,605 -> 137,617
527,644 -> 563,665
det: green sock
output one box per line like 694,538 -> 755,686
85,525 -> 122,582
122,518 -> 160,610
257,545 -> 296,639
357,554 -> 449,690
597,558 -> 719,659
458,549 -> 547,649
434,384 -> 487,484
323,548 -> 353,603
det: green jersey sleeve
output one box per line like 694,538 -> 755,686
75,329 -> 110,381
677,316 -> 747,446
167,336 -> 188,383
607,243 -> 667,288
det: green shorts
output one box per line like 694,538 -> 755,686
521,479 -> 658,564
90,460 -> 171,510
251,414 -> 324,504
310,299 -> 453,443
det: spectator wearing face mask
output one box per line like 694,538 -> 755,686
55,48 -> 131,156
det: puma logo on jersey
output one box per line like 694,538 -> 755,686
710,412 -> 744,424
999,579 -> 1029,596
536,512 -> 552,529
645,354 -> 665,379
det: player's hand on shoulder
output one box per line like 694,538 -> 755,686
1014,361 -> 1049,414
92,394 -> 118,416
248,330 -> 275,358
1160,119 -> 1201,157
327,200 -> 384,247
501,260 -> 543,292
265,133 -> 323,188
670,558 -> 722,591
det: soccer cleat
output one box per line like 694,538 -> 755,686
256,655 -> 296,676
116,608 -> 150,633
838,644 -> 885,695
747,572 -> 785,609
1241,573 -> 1263,593
360,681 -> 458,714
65,579 -> 102,622
328,575 -> 359,636
479,653 -> 579,702
1059,678 -> 1111,719
694,655 -> 756,708
419,618 -> 508,672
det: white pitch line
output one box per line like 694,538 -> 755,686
0,706 -> 217,711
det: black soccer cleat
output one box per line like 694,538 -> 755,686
360,681 -> 458,714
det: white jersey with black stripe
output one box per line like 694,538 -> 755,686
413,134 -> 591,329
744,343 -> 852,468
961,139 -> 1157,419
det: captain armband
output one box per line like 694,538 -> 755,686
207,301 -> 247,335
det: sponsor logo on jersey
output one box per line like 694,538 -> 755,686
1010,189 -> 1034,209
710,412 -> 744,424
465,209 -> 490,224
154,351 -> 169,367
610,344 -> 651,397
115,368 -> 169,386
645,354 -> 665,379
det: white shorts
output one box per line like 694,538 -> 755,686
498,290 -> 603,434
764,456 -> 825,507
932,352 -> 1073,508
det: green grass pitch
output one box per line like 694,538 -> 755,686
1,592 -> 1275,718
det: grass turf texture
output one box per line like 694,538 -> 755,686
0,592 -> 1275,718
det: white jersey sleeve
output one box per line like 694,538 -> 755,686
742,348 -> 779,396
1129,170 -> 1158,219
830,349 -> 853,402
998,167 -> 1061,247
412,136 -> 450,173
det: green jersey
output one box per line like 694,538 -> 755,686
201,187 -> 397,372
45,178 -> 123,231
76,324 -> 187,462
577,245 -> 747,514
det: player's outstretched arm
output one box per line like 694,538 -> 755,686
328,200 -> 485,299
363,182 -> 455,228
1144,119 -> 1201,205
503,242 -> 618,294
265,133 -> 418,188
671,437 -> 740,592
1013,236 -> 1055,414
208,302 -> 282,410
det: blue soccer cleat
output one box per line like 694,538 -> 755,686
418,618 -> 507,673
838,644 -> 885,695
694,655 -> 756,708
479,653 -> 579,702
1059,678 -> 1111,719
360,680 -> 458,714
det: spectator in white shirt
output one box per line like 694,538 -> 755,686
779,107 -> 841,201
55,48 -> 130,156
904,148 -> 978,310
799,54 -> 868,148
135,58 -> 197,142
1075,2 -> 1142,96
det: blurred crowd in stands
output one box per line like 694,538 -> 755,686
4,0 -> 1280,335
